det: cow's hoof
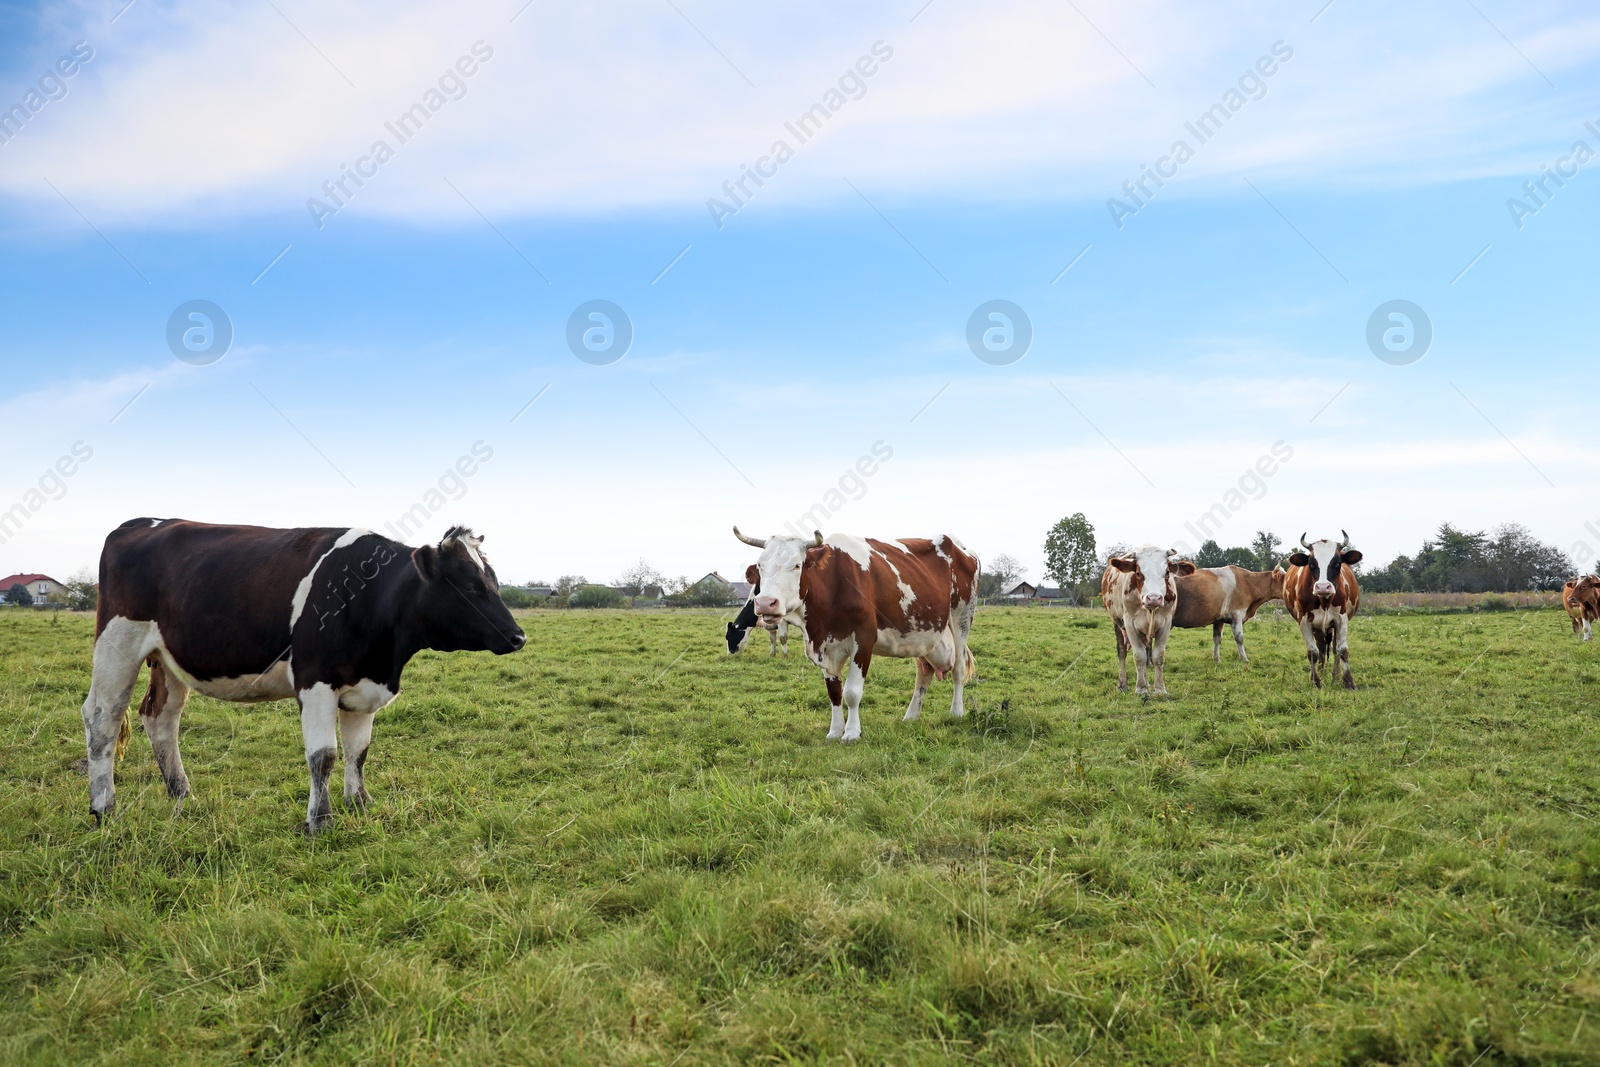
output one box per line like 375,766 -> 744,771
346,790 -> 371,812
826,730 -> 843,740
165,776 -> 189,801
841,732 -> 861,743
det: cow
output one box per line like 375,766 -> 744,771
1562,574 -> 1600,641
733,526 -> 977,742
80,519 -> 525,832
725,564 -> 790,655
1100,545 -> 1196,695
1283,531 -> 1363,689
1171,564 -> 1286,662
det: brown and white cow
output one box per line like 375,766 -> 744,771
1100,545 -> 1196,694
1172,564 -> 1286,662
1283,531 -> 1363,689
734,527 -> 977,741
81,519 -> 524,832
1562,574 -> 1600,641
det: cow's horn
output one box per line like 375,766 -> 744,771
733,526 -> 766,548
1300,532 -> 1311,550
1339,529 -> 1350,550
813,530 -> 824,547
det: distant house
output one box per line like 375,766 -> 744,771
0,573 -> 64,604
1005,580 -> 1064,600
692,572 -> 744,606
525,586 -> 555,598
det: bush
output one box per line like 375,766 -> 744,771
499,587 -> 547,609
569,585 -> 624,609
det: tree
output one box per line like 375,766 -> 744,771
570,584 -> 624,608
979,553 -> 1027,597
1251,530 -> 1282,571
64,567 -> 97,612
614,559 -> 663,597
5,584 -> 32,607
1043,513 -> 1097,603
1195,540 -> 1226,567
554,575 -> 588,597
669,576 -> 731,608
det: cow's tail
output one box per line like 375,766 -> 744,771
114,704 -> 132,762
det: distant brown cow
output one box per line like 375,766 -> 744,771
1171,565 -> 1286,662
1562,575 -> 1600,641
1283,532 -> 1363,689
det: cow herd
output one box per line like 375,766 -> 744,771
65,517 -> 1539,833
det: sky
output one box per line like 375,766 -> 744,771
0,0 -> 1597,587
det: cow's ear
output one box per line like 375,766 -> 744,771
1339,549 -> 1363,565
745,564 -> 759,583
1288,552 -> 1310,566
1109,557 -> 1137,572
412,545 -> 439,581
1172,560 -> 1196,575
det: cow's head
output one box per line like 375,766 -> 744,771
734,525 -> 812,627
1108,544 -> 1194,609
410,526 -> 525,654
1287,531 -> 1362,600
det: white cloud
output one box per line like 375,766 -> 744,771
2,0 -> 1596,223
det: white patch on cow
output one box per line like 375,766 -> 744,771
289,528 -> 370,630
932,534 -> 951,561
339,679 -> 397,713
874,549 -> 918,616
453,532 -> 488,573
186,660 -> 295,703
875,626 -> 946,661
1214,566 -> 1238,605
149,518 -> 162,527
826,533 -> 872,570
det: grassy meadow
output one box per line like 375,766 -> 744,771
1,605 -> 1598,1065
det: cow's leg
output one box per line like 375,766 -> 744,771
1335,614 -> 1356,690
1297,616 -> 1322,687
905,657 -> 933,721
1211,621 -> 1224,662
825,674 -> 845,740
339,709 -> 376,810
138,655 -> 191,803
949,628 -> 969,720
298,683 -> 340,832
81,618 -> 155,823
1151,625 -> 1172,695
1585,617 -> 1594,642
841,652 -> 869,742
1128,626 -> 1152,695
1113,622 -> 1130,692
1232,612 -> 1249,662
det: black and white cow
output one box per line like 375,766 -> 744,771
81,519 -> 524,832
725,564 -> 790,655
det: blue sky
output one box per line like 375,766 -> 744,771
1,0 -> 1597,585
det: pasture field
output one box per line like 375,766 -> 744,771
1,606 -> 1598,1066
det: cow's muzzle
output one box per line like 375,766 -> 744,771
1142,593 -> 1166,608
753,595 -> 780,617
1313,581 -> 1335,598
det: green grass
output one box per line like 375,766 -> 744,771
1,605 -> 1598,1065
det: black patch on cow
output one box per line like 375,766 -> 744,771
725,576 -> 761,654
